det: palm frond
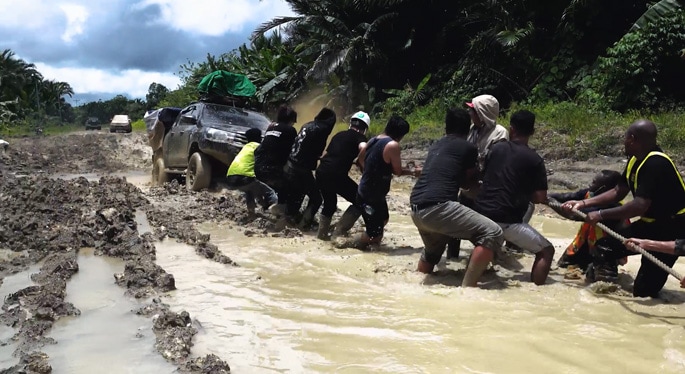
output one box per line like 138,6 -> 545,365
252,16 -> 300,40
306,47 -> 351,81
631,0 -> 685,31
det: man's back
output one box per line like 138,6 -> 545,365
289,121 -> 332,170
411,136 -> 477,205
358,136 -> 394,202
254,123 -> 297,169
475,141 -> 547,223
318,129 -> 367,175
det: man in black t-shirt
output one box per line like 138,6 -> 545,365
562,119 -> 685,297
283,107 -> 337,228
315,111 -> 369,240
411,109 -> 503,287
254,105 -> 297,207
474,110 -> 555,286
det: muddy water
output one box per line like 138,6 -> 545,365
0,263 -> 41,368
154,211 -> 685,373
44,249 -> 175,373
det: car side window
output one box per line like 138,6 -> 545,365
174,105 -> 197,127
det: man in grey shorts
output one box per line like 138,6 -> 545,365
411,109 -> 504,287
473,110 -> 554,285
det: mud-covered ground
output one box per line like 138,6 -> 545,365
0,131 -> 640,373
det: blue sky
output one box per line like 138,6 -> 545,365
0,0 -> 294,104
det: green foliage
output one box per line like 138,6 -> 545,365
158,85 -> 196,108
73,95 -> 146,127
380,74 -> 432,116
146,83 -> 169,110
0,49 -> 75,124
131,119 -> 146,132
632,0 -> 685,30
576,10 -> 685,111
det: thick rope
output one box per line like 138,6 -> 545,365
546,200 -> 683,281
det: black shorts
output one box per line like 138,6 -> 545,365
357,194 -> 389,239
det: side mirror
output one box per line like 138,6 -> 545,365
181,114 -> 198,125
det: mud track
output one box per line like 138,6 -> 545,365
0,131 -> 634,373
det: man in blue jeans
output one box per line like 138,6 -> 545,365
411,109 -> 504,287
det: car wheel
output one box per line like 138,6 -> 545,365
152,156 -> 169,186
97,127 -> 101,130
186,152 -> 212,191
110,128 -> 115,133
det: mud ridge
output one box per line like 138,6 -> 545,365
0,170 -> 231,372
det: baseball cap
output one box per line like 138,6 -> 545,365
350,111 -> 371,127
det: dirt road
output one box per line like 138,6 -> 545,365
0,131 -> 647,372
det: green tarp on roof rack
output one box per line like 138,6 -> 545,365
197,70 -> 256,98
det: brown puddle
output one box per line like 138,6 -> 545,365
0,263 -> 41,368
43,249 -> 175,373
153,212 -> 685,373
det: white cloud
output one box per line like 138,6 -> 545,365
138,0 -> 293,36
0,0 -> 61,29
60,4 -> 89,42
35,63 -> 182,99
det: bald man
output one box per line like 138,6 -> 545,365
562,119 -> 685,297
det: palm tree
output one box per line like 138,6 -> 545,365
253,0 -> 410,110
40,80 -> 74,121
0,49 -> 43,112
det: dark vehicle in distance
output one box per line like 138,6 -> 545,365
85,117 -> 101,130
154,101 -> 271,191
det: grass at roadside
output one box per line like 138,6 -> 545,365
0,123 -> 84,137
372,100 -> 685,162
131,119 -> 146,132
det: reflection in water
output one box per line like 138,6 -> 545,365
154,212 -> 685,373
45,249 -> 175,374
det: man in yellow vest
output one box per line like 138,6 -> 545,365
225,128 -> 278,219
562,119 -> 685,297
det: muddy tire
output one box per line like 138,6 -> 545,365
152,156 -> 169,186
187,152 -> 211,191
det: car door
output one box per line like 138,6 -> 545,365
164,105 -> 198,167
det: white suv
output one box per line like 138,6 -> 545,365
110,114 -> 132,133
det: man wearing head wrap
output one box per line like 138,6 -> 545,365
446,94 -> 509,260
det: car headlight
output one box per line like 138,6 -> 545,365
206,128 -> 235,143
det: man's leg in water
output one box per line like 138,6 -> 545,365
446,194 -> 476,259
499,223 -> 555,285
409,201 -> 503,285
356,196 -> 389,248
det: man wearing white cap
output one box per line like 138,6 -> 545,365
315,111 -> 370,240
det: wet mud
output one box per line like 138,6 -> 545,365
2,131 -> 683,373
0,133 -> 231,373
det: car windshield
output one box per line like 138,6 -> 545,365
202,104 -> 271,131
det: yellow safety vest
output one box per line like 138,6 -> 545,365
227,142 -> 258,177
625,151 -> 685,222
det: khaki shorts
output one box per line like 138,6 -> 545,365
411,201 -> 503,265
498,223 -> 552,254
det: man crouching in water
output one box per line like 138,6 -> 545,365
411,109 -> 504,287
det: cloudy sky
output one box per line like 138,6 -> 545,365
1,0 -> 294,104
